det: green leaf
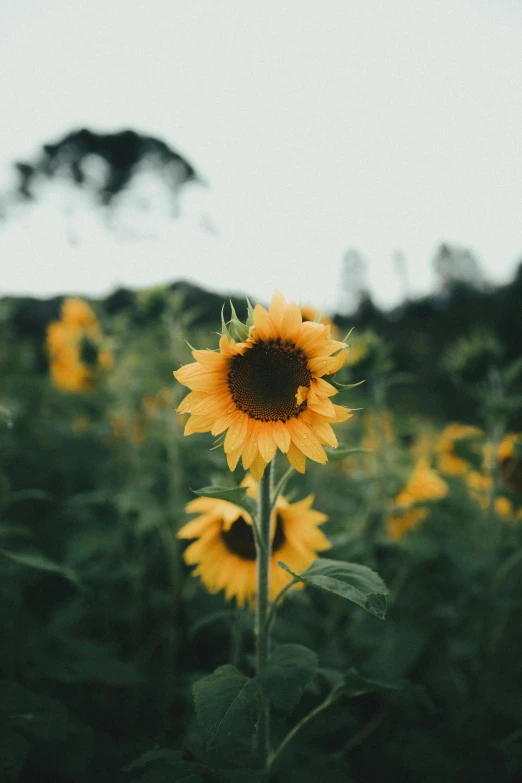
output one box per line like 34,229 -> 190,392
341,667 -> 403,697
0,729 -> 30,782
192,486 -> 257,518
39,637 -> 143,686
257,644 -> 318,711
188,609 -> 238,640
0,549 -> 80,586
278,558 -> 389,619
122,748 -> 202,783
193,665 -> 261,763
502,355 -> 522,385
324,446 -> 372,462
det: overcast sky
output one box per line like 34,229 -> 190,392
1,0 -> 521,311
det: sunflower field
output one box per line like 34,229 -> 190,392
1,280 -> 522,783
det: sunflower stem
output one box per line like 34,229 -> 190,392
255,459 -> 273,768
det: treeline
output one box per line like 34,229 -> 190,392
3,262 -> 522,426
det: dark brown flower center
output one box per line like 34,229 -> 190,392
227,338 -> 312,422
500,456 -> 522,493
221,513 -> 286,561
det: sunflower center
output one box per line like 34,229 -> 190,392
227,338 -> 312,422
221,514 -> 286,561
501,456 -> 522,493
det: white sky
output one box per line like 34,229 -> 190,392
0,0 -> 521,311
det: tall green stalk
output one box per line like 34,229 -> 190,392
255,459 -> 273,767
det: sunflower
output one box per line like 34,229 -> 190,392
394,458 -> 448,508
437,423 -> 483,477
498,433 -> 522,493
386,507 -> 428,541
178,477 -> 331,606
299,305 -> 339,337
174,292 -> 352,479
46,298 -> 112,393
386,459 -> 447,540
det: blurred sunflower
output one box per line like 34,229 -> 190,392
174,291 -> 352,479
46,298 -> 112,393
386,458 -> 448,540
178,477 -> 330,606
395,458 -> 449,507
386,507 -> 428,541
498,433 -> 522,493
466,470 -> 492,510
437,423 -> 483,476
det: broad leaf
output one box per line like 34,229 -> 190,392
278,558 -> 389,619
122,748 -> 202,783
257,644 -> 318,711
192,486 -> 257,518
192,665 -> 261,764
0,549 -> 80,586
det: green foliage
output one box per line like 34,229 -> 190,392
279,559 -> 389,619
2,277 -> 522,781
0,548 -> 80,585
192,665 -> 261,767
257,644 -> 318,711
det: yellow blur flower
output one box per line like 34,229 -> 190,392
386,507 -> 428,541
437,423 -> 483,476
494,496 -> 514,520
178,477 -> 331,606
498,433 -> 522,493
395,458 -> 449,508
46,298 -> 112,393
174,291 -> 352,479
466,470 -> 492,510
386,459 -> 448,540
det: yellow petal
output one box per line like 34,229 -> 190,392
332,404 -> 353,423
308,349 -> 348,377
250,452 -> 268,480
303,411 -> 338,446
268,290 -> 287,326
272,420 -> 291,453
177,516 -> 219,539
211,407 -> 243,435
286,418 -> 327,464
307,389 -> 336,417
313,378 -> 338,397
280,301 -> 302,342
190,391 -> 232,416
226,443 -> 243,471
295,385 -> 310,405
286,441 -> 306,472
177,390 -> 205,413
224,412 -> 249,453
253,304 -> 276,342
184,413 -> 215,435
258,425 -> 277,463
242,420 -> 260,468
191,350 -> 229,369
